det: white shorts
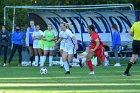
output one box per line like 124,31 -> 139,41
44,47 -> 54,50
60,42 -> 65,50
63,46 -> 76,54
33,42 -> 40,48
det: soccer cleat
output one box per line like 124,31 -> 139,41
78,61 -> 84,68
89,71 -> 95,75
123,73 -> 131,76
65,71 -> 70,74
3,63 -> 7,67
114,63 -> 121,67
69,65 -> 72,68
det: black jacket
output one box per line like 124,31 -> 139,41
0,31 -> 10,46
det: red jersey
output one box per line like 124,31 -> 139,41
89,32 -> 103,49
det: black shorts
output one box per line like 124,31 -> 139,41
29,43 -> 33,46
132,40 -> 140,54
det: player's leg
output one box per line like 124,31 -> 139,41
40,48 -> 48,67
86,50 -> 94,74
3,46 -> 8,66
33,48 -> 39,66
49,48 -> 54,67
62,50 -> 70,74
39,48 -> 43,67
67,47 -> 76,68
95,47 -> 109,66
6,44 -> 17,65
17,45 -> 22,66
123,40 -> 140,76
59,49 -> 64,68
29,44 -> 34,66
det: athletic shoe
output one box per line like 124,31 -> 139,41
123,73 -> 131,76
3,63 -> 6,67
114,63 -> 121,67
104,58 -> 109,66
89,71 -> 95,75
78,61 -> 83,68
69,65 -> 72,68
3,63 -> 9,67
65,71 -> 70,74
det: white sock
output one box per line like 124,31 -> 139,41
35,56 -> 39,64
60,57 -> 63,66
40,56 -> 46,67
39,56 -> 43,64
49,56 -> 53,66
63,61 -> 70,72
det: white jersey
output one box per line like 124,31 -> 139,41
59,31 -> 65,49
33,30 -> 43,48
60,29 -> 75,47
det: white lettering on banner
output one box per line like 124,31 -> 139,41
32,11 -> 135,42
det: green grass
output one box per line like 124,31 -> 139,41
0,64 -> 140,93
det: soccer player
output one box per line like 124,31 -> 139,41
0,25 -> 10,66
86,24 -> 109,75
42,24 -> 57,67
32,25 -> 43,66
112,24 -> 121,66
123,15 -> 140,76
6,25 -> 24,66
26,20 -> 36,66
54,22 -> 78,74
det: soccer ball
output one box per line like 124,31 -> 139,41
40,67 -> 48,75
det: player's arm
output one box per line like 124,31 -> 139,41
71,36 -> 78,50
130,24 -> 134,37
91,38 -> 100,52
54,38 -> 63,46
130,31 -> 134,37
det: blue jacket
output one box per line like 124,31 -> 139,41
12,31 -> 24,45
112,30 -> 121,49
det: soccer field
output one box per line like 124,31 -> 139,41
0,65 -> 140,93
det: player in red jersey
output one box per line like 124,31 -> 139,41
86,25 -> 109,75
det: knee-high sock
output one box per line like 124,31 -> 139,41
101,55 -> 106,64
40,56 -> 46,67
60,57 -> 63,66
63,61 -> 70,72
87,60 -> 93,71
124,62 -> 133,74
49,56 -> 53,66
35,56 -> 39,64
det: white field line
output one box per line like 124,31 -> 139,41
0,77 -> 80,80
0,83 -> 140,87
1,90 -> 140,93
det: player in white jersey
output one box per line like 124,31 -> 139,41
59,31 -> 65,68
55,22 -> 78,74
32,25 -> 43,66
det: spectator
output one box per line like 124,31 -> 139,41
26,20 -> 36,66
6,25 -> 24,66
112,24 -> 121,66
0,25 -> 10,66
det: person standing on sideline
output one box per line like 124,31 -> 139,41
0,25 -> 10,66
54,22 -> 78,74
42,24 -> 57,67
6,25 -> 24,66
123,15 -> 140,76
86,25 -> 109,75
32,25 -> 43,66
112,24 -> 121,67
26,20 -> 36,66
